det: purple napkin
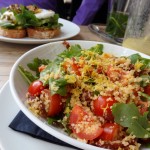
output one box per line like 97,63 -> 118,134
9,111 -> 81,149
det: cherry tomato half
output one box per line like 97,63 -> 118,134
43,89 -> 63,117
62,58 -> 81,76
28,80 -> 45,96
69,105 -> 103,140
93,96 -> 117,121
100,123 -> 120,141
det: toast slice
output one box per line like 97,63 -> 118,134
27,28 -> 60,39
0,27 -> 26,38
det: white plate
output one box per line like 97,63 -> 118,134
9,40 -> 150,150
0,81 -> 75,150
0,18 -> 80,44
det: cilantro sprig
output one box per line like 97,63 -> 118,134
27,57 -> 50,76
88,44 -> 103,55
18,65 -> 38,85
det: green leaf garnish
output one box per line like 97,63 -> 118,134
88,44 -> 103,55
128,53 -> 150,69
18,65 -> 38,85
58,44 -> 82,58
49,78 -> 68,96
112,103 -> 150,138
27,58 -> 50,77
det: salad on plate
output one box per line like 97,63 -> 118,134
19,41 -> 150,150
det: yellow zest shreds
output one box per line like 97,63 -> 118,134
64,74 -> 76,83
62,52 -> 142,104
134,60 -> 143,71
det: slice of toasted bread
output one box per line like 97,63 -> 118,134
27,28 -> 60,39
0,27 -> 26,38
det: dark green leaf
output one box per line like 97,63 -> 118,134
18,65 -> 38,85
88,44 -> 103,55
128,53 -> 150,69
128,53 -> 142,64
47,117 -> 57,125
49,78 -> 68,96
27,58 -> 50,77
140,59 -> 150,70
40,57 -> 62,85
58,44 -> 82,58
112,103 -> 150,138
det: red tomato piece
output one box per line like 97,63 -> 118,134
71,58 -> 81,76
72,63 -> 81,76
63,58 -> 81,75
43,89 -> 63,117
38,65 -> 47,72
93,96 -> 117,121
100,123 -> 120,141
106,65 -> 125,82
69,105 -> 86,124
28,80 -> 45,96
69,105 -> 103,140
144,85 -> 150,96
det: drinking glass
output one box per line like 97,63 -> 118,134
122,0 -> 150,55
105,0 -> 130,38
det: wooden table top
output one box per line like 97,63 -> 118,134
0,26 -> 106,89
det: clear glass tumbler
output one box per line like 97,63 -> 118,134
105,0 -> 130,38
122,0 -> 150,55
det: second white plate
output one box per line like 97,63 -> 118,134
0,82 -> 75,150
0,18 -> 80,44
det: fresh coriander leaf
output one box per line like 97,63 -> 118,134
47,117 -> 57,124
27,58 -> 50,77
112,103 -> 150,138
18,65 -> 38,85
40,57 -> 62,85
128,53 -> 142,64
88,44 -> 103,55
49,78 -> 68,96
58,44 -> 82,58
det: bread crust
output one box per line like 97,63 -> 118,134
0,27 -> 26,38
27,28 -> 60,39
